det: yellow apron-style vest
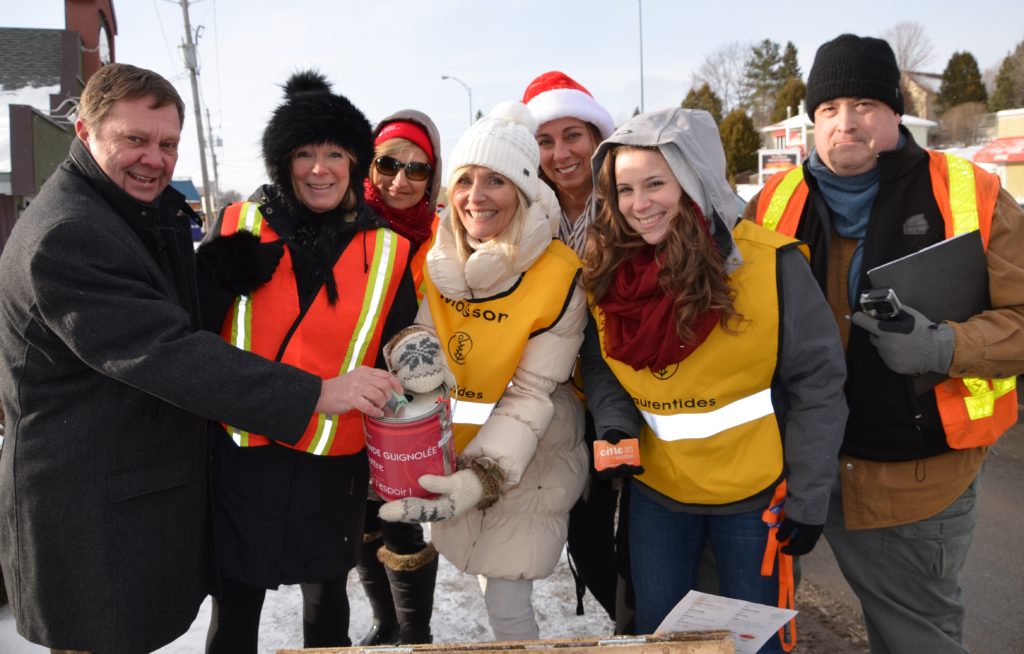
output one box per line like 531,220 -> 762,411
594,221 -> 800,504
425,240 -> 580,453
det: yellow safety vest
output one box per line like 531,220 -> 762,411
425,240 -> 581,453
594,221 -> 799,504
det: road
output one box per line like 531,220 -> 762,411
799,418 -> 1024,653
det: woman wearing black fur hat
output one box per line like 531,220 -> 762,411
196,70 -> 418,652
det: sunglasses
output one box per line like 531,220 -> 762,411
374,156 -> 432,182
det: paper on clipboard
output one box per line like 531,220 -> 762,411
655,591 -> 797,654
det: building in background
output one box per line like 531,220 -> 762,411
0,0 -> 116,252
755,100 -> 937,183
973,108 -> 1024,202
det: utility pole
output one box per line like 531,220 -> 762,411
638,0 -> 645,114
178,0 -> 215,221
205,107 -> 221,214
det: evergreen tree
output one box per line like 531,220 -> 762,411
778,42 -> 801,81
936,51 -> 988,113
989,40 -> 1024,111
742,39 -> 783,126
771,77 -> 806,123
682,83 -> 724,124
719,109 -> 760,181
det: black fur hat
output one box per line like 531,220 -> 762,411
261,70 -> 373,197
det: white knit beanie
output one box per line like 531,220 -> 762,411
522,71 -> 615,139
447,101 -> 540,202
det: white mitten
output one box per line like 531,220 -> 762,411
383,325 -> 455,394
378,469 -> 484,523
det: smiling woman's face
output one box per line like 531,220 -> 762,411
614,148 -> 682,246
452,166 -> 519,243
289,143 -> 351,212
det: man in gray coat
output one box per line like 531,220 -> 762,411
0,64 -> 402,653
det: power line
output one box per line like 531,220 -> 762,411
152,0 -> 178,70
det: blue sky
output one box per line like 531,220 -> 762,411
6,0 -> 1023,195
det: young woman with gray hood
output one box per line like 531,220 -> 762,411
579,107 -> 847,652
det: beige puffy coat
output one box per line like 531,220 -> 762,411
418,187 -> 588,580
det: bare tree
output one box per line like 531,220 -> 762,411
939,101 -> 989,146
694,41 -> 750,113
884,22 -> 934,72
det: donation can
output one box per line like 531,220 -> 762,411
363,385 -> 455,501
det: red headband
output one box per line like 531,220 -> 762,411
375,121 -> 434,165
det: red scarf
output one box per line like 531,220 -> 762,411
363,179 -> 434,246
599,247 -> 719,371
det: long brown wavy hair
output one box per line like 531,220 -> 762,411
582,145 -> 742,344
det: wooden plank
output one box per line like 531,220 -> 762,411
279,630 -> 735,654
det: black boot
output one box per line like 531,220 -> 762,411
355,533 -> 400,646
380,543 -> 439,644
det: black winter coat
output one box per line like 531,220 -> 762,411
0,140 -> 321,653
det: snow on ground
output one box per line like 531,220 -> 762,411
0,537 -> 613,653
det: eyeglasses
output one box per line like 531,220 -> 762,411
374,156 -> 432,182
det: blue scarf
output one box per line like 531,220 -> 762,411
807,138 -> 898,307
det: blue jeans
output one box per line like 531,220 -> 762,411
630,487 -> 783,653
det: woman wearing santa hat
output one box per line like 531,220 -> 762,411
378,102 -> 588,642
521,71 -> 630,631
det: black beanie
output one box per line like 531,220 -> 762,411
261,70 -> 373,198
805,34 -> 903,119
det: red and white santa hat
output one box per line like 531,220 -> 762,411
522,71 -> 615,139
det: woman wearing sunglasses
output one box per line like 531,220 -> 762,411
355,110 -> 443,646
378,102 -> 589,642
365,111 -> 441,301
195,71 -> 417,652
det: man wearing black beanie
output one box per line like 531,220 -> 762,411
744,33 -> 1024,654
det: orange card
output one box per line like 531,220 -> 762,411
593,438 -> 641,472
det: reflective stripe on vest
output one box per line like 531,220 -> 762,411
227,203 -> 263,447
929,153 -> 1018,447
452,399 -> 497,426
640,388 -> 775,441
758,166 -> 805,233
758,153 -> 1017,448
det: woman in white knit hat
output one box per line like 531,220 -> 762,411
378,102 -> 588,641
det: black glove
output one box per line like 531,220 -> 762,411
196,231 -> 285,295
776,518 -> 824,556
595,429 -> 645,480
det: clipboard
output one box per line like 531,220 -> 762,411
866,230 -> 989,394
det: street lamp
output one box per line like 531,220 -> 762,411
441,75 -> 473,126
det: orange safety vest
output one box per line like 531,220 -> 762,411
410,214 -> 440,302
756,154 -> 1018,449
218,201 -> 410,455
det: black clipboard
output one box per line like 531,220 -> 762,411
866,230 -> 989,394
